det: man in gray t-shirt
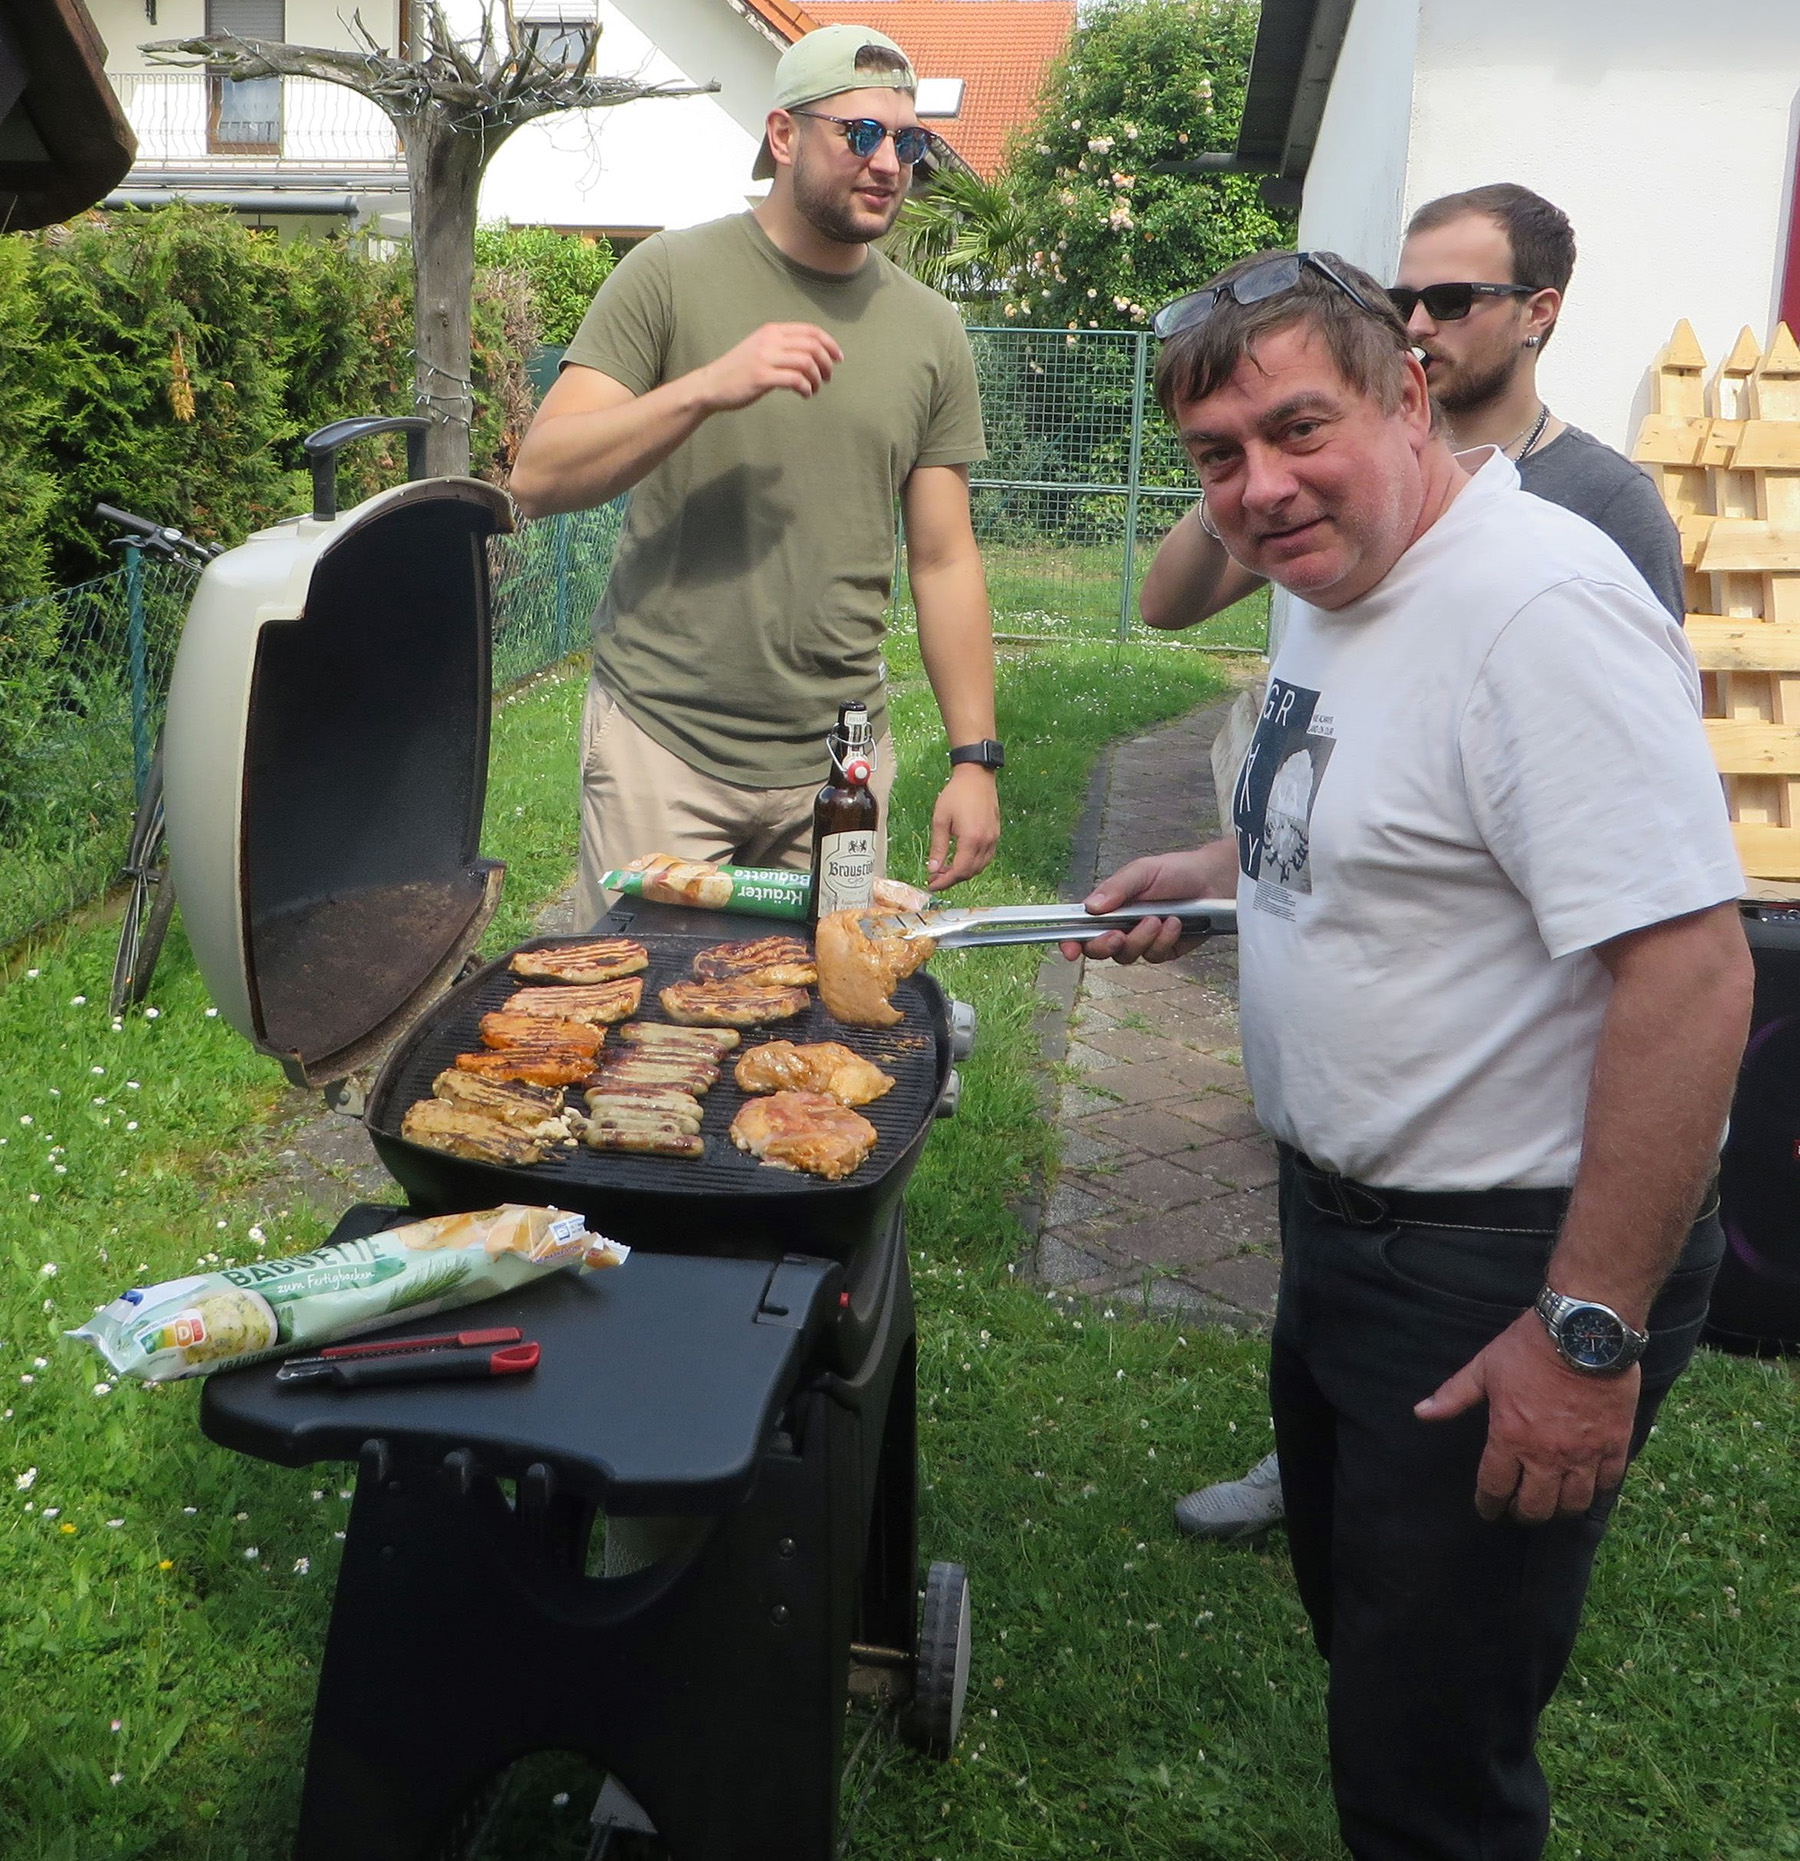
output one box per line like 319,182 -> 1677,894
1139,186 -> 1692,1543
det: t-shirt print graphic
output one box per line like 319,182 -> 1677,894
1233,677 -> 1335,919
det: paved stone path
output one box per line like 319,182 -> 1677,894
1028,698 -> 1281,1328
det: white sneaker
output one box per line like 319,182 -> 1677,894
1174,1450 -> 1284,1542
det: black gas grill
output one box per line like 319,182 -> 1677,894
160,421 -> 976,1861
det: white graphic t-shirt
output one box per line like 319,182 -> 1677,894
1236,448 -> 1742,1190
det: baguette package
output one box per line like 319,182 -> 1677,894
72,1206 -> 629,1383
600,853 -> 812,921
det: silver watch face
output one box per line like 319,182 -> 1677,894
1558,1302 -> 1628,1370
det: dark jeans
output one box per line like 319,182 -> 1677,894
1268,1146 -> 1723,1861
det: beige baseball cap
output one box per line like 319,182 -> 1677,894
751,24 -> 918,182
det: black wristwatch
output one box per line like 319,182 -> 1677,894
948,739 -> 1005,771
1534,1285 -> 1648,1376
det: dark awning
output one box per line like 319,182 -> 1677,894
0,0 -> 136,232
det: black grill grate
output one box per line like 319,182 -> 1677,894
370,931 -> 945,1198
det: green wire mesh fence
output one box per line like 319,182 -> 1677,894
0,502 -> 626,957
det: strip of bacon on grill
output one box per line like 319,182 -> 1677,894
729,1090 -> 878,1181
453,1049 -> 595,1088
509,937 -> 649,983
659,980 -> 811,1027
734,1040 -> 894,1107
499,978 -> 644,1025
402,1099 -> 550,1165
618,1023 -> 740,1055
691,936 -> 818,987
478,1011 -> 602,1057
431,1068 -> 571,1136
814,908 -> 932,1028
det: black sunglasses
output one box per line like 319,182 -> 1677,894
1386,281 -> 1536,323
1151,251 -> 1391,341
790,111 -> 935,166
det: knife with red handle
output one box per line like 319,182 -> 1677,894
276,1337 -> 540,1389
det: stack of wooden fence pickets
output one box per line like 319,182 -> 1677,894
1634,320 -> 1800,896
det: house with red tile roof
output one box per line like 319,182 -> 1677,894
477,0 -> 1071,239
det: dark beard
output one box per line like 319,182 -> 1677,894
1434,343 -> 1524,416
792,150 -> 903,247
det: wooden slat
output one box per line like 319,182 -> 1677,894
1687,620 -> 1800,671
1705,718 -> 1800,775
1696,520 -> 1800,571
1730,421 -> 1800,469
1632,414 -> 1707,465
1734,820 -> 1800,880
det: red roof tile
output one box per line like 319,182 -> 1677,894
739,0 -> 1074,180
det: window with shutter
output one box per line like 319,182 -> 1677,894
206,0 -> 284,154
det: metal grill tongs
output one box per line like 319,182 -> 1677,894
858,898 -> 1238,950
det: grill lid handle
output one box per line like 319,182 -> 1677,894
303,415 -> 432,520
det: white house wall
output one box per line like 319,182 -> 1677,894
1297,0 -> 1422,279
1299,0 -> 1800,451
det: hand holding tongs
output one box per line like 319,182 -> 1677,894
276,1325 -> 540,1390
858,897 -> 1237,951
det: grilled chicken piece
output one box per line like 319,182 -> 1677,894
509,938 -> 649,983
692,936 -> 818,988
659,980 -> 811,1027
402,1098 -> 549,1165
734,1040 -> 894,1107
729,1090 -> 878,1181
619,1023 -> 740,1055
454,1050 -> 595,1088
430,1068 -> 570,1136
479,1012 -> 603,1056
814,909 -> 932,1029
500,979 -> 644,1025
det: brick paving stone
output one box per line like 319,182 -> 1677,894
1169,1095 -> 1265,1139
1065,1039 -> 1121,1073
1105,1155 -> 1233,1212
1193,1251 -> 1281,1320
1061,1126 -> 1128,1168
1080,1026 -> 1184,1067
1097,1208 -> 1249,1273
1085,1106 -> 1209,1156
1086,1061 -> 1189,1105
1162,1052 -> 1254,1095
1045,1180 -> 1115,1227
1059,1083 -> 1119,1120
1176,1136 -> 1282,1191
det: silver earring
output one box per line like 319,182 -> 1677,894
1523,336 -> 1541,349
1199,499 -> 1222,542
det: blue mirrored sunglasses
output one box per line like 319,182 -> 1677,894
791,111 -> 935,166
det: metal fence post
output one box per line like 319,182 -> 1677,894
552,511 -> 572,656
125,544 -> 150,801
1118,330 -> 1150,642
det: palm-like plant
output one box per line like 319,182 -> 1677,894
887,166 -> 1034,303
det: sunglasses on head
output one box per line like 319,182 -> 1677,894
1151,251 -> 1391,341
790,111 -> 935,166
1385,282 -> 1536,322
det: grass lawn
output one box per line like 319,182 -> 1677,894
0,635 -> 1795,1859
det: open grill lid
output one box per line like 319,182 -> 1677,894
163,418 -> 514,1088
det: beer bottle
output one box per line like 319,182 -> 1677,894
810,701 -> 880,922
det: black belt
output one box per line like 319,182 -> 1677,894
1282,1145 -> 1569,1234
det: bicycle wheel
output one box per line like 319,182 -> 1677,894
110,748 -> 172,1016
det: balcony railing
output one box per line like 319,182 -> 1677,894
112,71 -> 403,171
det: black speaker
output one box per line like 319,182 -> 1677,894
1708,907 -> 1800,1354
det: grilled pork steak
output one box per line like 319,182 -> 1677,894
430,1068 -> 570,1135
500,979 -> 644,1025
402,1099 -> 550,1165
729,1090 -> 879,1181
509,938 -> 649,983
691,936 -> 818,987
454,1050 -> 595,1088
734,1040 -> 894,1106
659,981 -> 811,1027
478,1011 -> 602,1056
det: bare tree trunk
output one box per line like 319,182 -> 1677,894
404,114 -> 505,477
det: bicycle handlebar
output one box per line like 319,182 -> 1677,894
94,503 -> 223,566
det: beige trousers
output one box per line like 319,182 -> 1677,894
574,674 -> 897,932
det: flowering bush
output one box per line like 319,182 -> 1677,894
989,0 -> 1289,331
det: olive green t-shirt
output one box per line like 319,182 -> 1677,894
561,211 -> 987,786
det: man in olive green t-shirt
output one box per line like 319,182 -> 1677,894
510,26 -> 1002,928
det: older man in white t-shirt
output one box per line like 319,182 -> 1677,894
1067,250 -> 1752,1861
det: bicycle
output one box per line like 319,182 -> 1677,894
98,504 -> 221,1018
